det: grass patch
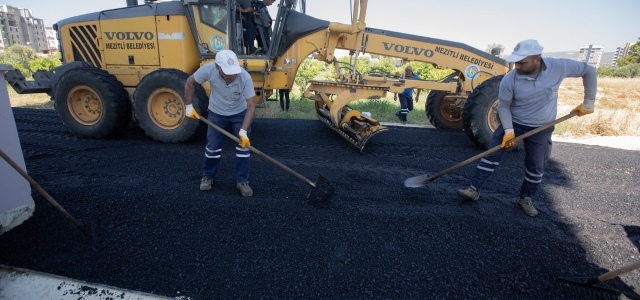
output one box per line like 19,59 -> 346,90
6,83 -> 53,109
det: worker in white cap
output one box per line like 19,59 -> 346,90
457,39 -> 597,217
184,50 -> 256,197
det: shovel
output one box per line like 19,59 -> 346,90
556,260 -> 640,296
404,112 -> 578,188
0,148 -> 91,240
191,112 -> 334,205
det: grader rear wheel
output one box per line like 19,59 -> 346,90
133,69 -> 208,143
67,85 -> 103,125
54,68 -> 131,139
146,88 -> 184,130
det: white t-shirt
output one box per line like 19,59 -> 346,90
193,62 -> 255,116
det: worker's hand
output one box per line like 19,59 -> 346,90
501,128 -> 516,148
185,104 -> 200,119
414,97 -> 419,103
239,129 -> 250,148
570,104 -> 594,117
393,94 -> 397,101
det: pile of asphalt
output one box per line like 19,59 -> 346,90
1,108 -> 639,299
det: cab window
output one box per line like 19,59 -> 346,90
200,4 -> 228,33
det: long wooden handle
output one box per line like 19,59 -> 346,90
0,148 -> 84,229
598,260 -> 640,282
419,111 -> 578,185
197,116 -> 317,188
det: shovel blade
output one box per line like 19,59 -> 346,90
404,174 -> 433,188
307,175 -> 334,205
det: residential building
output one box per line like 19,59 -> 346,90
577,44 -> 604,67
45,26 -> 58,54
612,42 -> 631,67
0,4 -> 48,53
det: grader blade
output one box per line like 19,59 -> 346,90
305,80 -> 389,152
316,105 -> 388,152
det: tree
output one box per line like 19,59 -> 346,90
294,58 -> 322,94
411,62 -> 454,81
616,37 -> 640,67
369,57 -> 396,76
337,56 -> 371,75
485,43 -> 505,55
0,45 -> 36,77
612,63 -> 640,78
596,66 -> 613,77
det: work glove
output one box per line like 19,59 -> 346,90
570,104 -> 594,117
501,128 -> 516,149
185,104 -> 200,119
239,129 -> 250,148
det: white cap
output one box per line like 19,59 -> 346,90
215,50 -> 242,75
506,39 -> 544,62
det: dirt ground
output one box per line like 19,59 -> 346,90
1,108 -> 639,299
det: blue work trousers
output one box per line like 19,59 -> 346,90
471,122 -> 553,199
242,15 -> 256,51
398,94 -> 414,122
203,110 -> 251,183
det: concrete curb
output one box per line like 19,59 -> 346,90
0,265 -> 173,300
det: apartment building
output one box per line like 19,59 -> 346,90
45,27 -> 58,54
577,44 -> 604,68
612,42 -> 631,67
0,4 -> 50,53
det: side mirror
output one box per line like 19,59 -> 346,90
491,47 -> 502,56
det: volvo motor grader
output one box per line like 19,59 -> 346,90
5,0 -> 510,151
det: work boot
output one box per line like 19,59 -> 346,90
517,197 -> 538,217
457,186 -> 479,202
237,181 -> 253,197
395,111 -> 402,122
200,176 -> 213,191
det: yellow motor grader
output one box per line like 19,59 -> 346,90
4,0 -> 509,151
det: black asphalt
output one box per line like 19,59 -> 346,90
1,108 -> 639,299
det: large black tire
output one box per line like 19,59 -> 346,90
425,90 -> 463,130
54,68 -> 131,139
133,69 -> 208,143
463,75 -> 503,149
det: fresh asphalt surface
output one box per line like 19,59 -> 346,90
1,108 -> 639,299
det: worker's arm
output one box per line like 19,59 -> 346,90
184,75 -> 200,119
241,96 -> 256,132
238,97 -> 256,148
185,75 -> 196,106
570,65 -> 597,116
497,72 -> 515,148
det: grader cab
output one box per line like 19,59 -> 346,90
4,0 -> 509,151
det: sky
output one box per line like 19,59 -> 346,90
5,0 -> 639,53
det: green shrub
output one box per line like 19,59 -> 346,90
30,55 -> 62,72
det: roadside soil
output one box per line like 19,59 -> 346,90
1,108 -> 639,299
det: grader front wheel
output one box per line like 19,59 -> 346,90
425,91 -> 463,130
